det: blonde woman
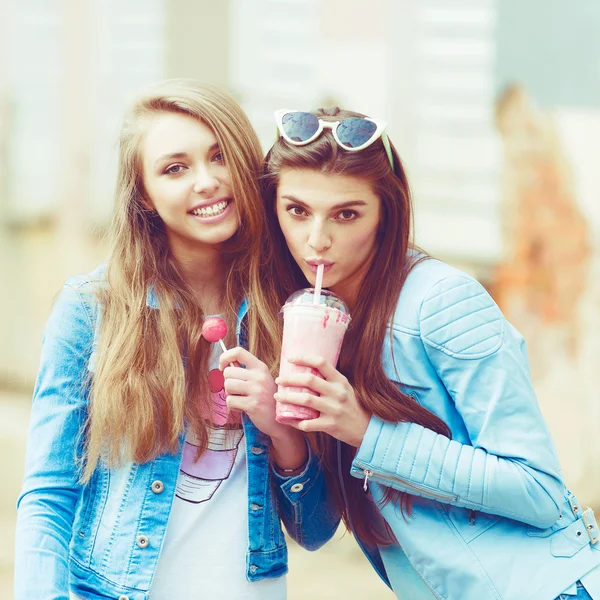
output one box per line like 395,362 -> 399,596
14,81 -> 338,600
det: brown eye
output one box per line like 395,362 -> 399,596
337,210 -> 358,221
165,164 -> 185,175
288,206 -> 306,217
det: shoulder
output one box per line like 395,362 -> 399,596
51,264 -> 107,331
64,264 -> 107,293
392,257 -> 505,358
392,257 -> 466,330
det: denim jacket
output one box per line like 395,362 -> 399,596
349,258 -> 600,600
15,266 -> 339,600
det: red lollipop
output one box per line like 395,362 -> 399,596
202,317 -> 235,369
202,316 -> 228,351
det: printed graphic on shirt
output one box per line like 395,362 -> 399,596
176,367 -> 244,504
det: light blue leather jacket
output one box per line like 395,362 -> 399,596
350,258 -> 600,600
15,266 -> 338,600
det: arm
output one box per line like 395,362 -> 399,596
14,283 -> 94,600
271,438 -> 341,551
351,275 -> 565,528
220,346 -> 341,550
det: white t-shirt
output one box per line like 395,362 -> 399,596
149,347 -> 286,599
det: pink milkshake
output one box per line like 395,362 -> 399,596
276,289 -> 350,424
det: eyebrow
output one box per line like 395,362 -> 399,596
153,143 -> 221,167
280,194 -> 367,210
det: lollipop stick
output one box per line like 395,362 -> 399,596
313,263 -> 324,304
218,339 -> 235,367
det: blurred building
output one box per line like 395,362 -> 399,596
1,0 -> 599,503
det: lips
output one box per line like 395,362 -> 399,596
305,258 -> 334,273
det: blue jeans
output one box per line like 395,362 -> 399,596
556,581 -> 593,600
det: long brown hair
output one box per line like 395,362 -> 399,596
262,107 -> 451,546
83,80 -> 280,481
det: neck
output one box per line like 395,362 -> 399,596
170,241 -> 227,312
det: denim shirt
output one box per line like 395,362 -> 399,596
349,258 -> 600,600
15,266 -> 339,600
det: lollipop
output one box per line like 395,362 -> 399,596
202,316 -> 229,352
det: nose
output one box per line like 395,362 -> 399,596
307,220 -> 331,253
193,165 -> 219,196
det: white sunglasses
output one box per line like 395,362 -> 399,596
274,109 -> 394,168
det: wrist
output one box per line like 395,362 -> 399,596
270,427 -> 308,472
269,424 -> 304,446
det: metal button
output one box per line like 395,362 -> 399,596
249,564 -> 258,574
250,446 -> 265,455
251,503 -> 262,511
151,480 -> 164,494
137,535 -> 150,548
118,596 -> 129,600
290,483 -> 304,493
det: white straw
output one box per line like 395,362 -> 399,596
313,264 -> 324,304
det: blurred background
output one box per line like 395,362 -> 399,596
1,0 -> 599,598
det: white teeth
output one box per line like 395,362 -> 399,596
191,200 -> 229,217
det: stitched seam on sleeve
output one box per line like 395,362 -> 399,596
452,444 -> 464,495
421,291 -> 487,326
422,279 -> 472,306
65,283 -> 95,331
437,439 -> 450,489
466,450 -> 474,501
454,324 -> 503,354
422,435 -> 435,484
76,290 -> 95,331
408,427 -> 425,480
394,424 -> 411,473
481,455 -> 488,510
424,302 -> 496,338
422,327 -> 504,360
381,427 -> 394,467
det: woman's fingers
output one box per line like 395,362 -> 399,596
295,417 -> 330,434
225,394 -> 247,412
274,390 -> 329,413
275,371 -> 331,396
219,346 -> 266,372
222,365 -> 252,381
287,354 -> 345,382
224,378 -> 250,396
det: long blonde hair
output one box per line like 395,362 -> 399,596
83,80 -> 280,481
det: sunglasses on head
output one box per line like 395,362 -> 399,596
274,109 -> 394,168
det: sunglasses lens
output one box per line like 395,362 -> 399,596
336,118 -> 377,149
281,112 -> 320,143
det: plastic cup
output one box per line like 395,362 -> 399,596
276,289 -> 351,424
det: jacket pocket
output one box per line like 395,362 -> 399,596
442,504 -> 502,544
71,466 -> 109,566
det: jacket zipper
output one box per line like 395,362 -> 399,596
360,465 -> 444,599
355,462 -> 458,502
360,473 -> 441,599
363,469 -> 372,491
